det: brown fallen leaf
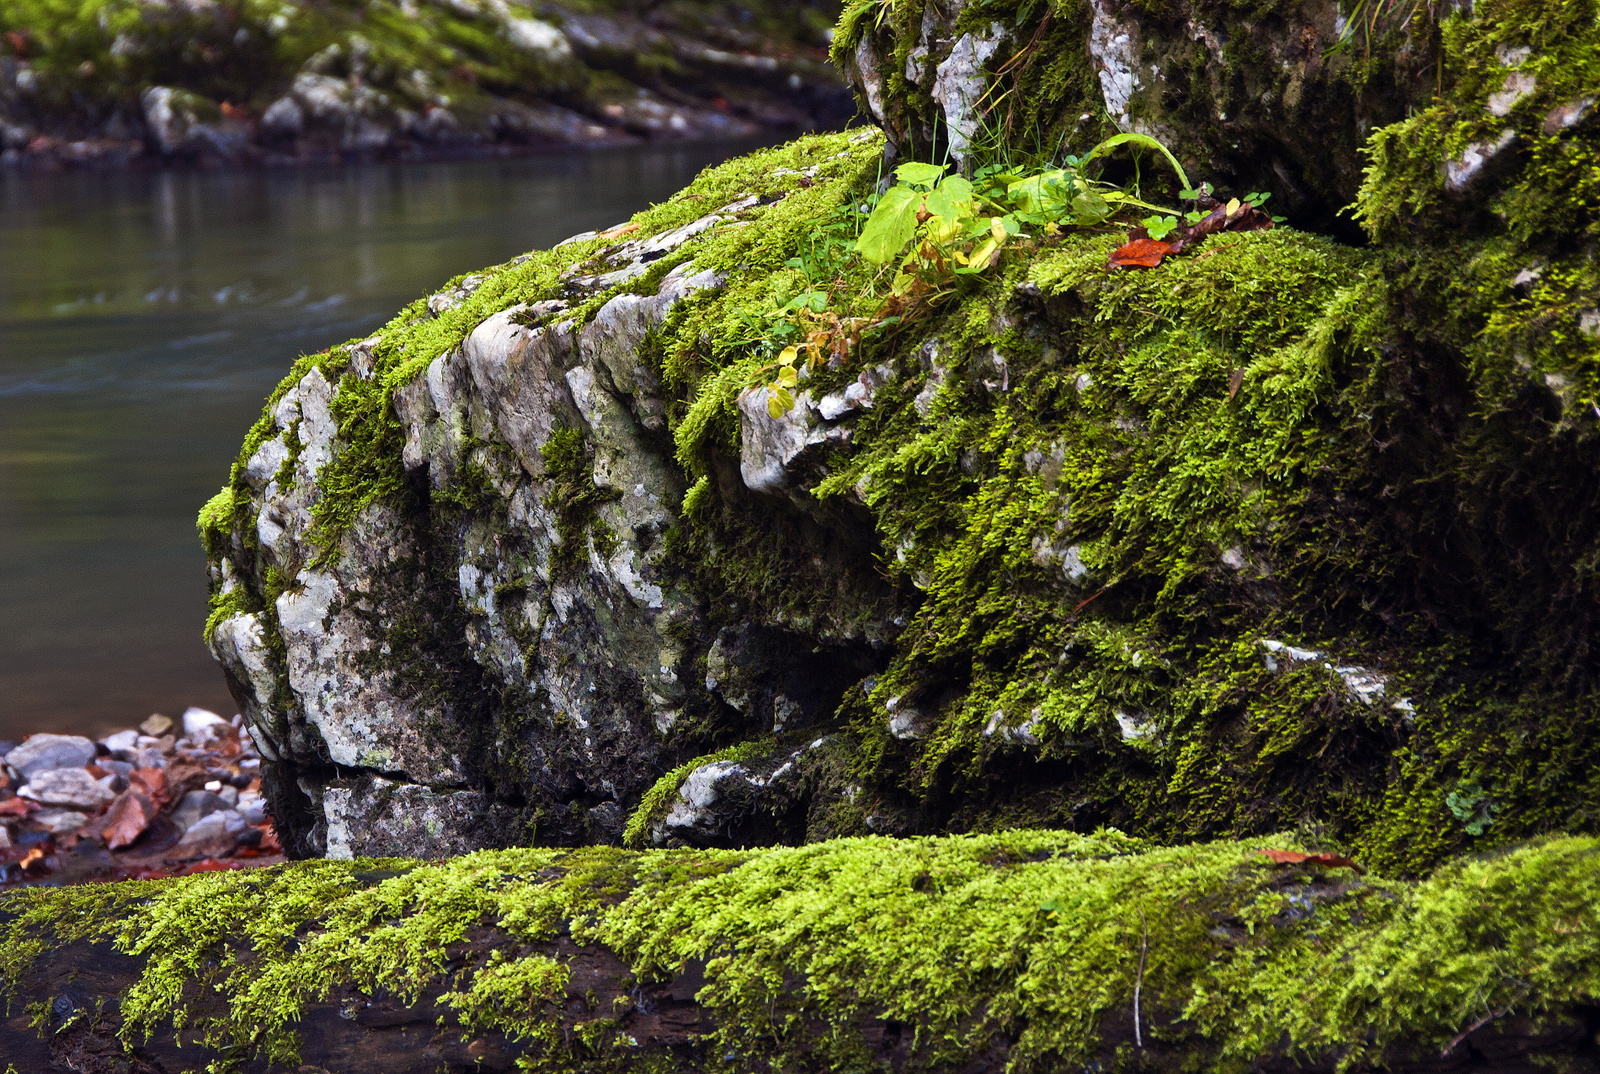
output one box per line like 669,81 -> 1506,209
96,790 -> 157,850
19,845 -> 47,872
1228,368 -> 1246,399
0,796 -> 35,817
597,221 -> 641,240
1257,848 -> 1364,873
131,767 -> 168,806
1109,237 -> 1176,269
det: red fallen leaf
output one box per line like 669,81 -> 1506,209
257,822 -> 282,854
1109,237 -> 1176,269
0,796 -> 35,816
1257,848 -> 1364,873
3,30 -> 27,58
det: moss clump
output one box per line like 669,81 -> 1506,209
4,833 -> 1599,1070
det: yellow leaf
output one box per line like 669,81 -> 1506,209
990,217 -> 1006,242
1226,197 -> 1241,216
778,345 -> 800,366
766,394 -> 785,419
777,366 -> 798,387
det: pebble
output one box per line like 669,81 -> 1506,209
170,789 -> 230,833
101,729 -> 140,757
20,767 -> 117,810
182,707 -> 229,736
1,709 -> 280,886
5,735 -> 97,781
30,808 -> 90,834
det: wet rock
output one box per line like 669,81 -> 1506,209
169,789 -> 230,833
5,735 -> 96,781
29,808 -> 90,834
183,706 -> 230,736
20,768 -> 116,809
168,808 -> 249,861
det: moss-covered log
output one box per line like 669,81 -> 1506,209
3,832 -> 1600,1073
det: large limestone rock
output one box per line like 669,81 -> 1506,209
204,0 -> 1600,873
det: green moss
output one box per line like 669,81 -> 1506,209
4,834 -> 1599,1070
541,425 -> 623,575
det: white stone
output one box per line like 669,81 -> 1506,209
1445,129 -> 1517,193
1487,70 -> 1536,117
503,16 -> 571,59
183,707 -> 229,735
31,808 -> 89,834
260,95 -> 304,134
1089,0 -> 1141,129
101,729 -> 139,756
20,767 -> 115,810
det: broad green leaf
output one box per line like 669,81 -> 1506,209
766,386 -> 795,418
777,366 -> 798,387
855,185 -> 922,264
1071,190 -> 1111,224
894,161 -> 948,188
1083,132 -> 1194,194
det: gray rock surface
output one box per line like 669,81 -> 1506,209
19,767 -> 117,810
207,195 -> 893,857
170,790 -> 231,833
5,734 -> 96,781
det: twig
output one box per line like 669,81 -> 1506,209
1134,910 -> 1148,1049
1440,1001 -> 1515,1057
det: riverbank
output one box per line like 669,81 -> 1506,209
0,0 -> 849,170
0,708 -> 283,888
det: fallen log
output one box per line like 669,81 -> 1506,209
2,831 -> 1597,1073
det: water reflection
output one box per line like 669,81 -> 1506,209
0,140 -> 772,738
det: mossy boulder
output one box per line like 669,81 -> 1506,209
0,0 -> 849,165
200,0 -> 1600,874
4,832 -> 1600,1071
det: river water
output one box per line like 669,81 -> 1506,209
0,141 -> 768,741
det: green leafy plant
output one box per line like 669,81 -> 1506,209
751,131 -> 1214,416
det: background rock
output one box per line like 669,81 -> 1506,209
0,0 -> 852,167
5,736 -> 96,782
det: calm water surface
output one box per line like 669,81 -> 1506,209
0,141 -> 769,740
